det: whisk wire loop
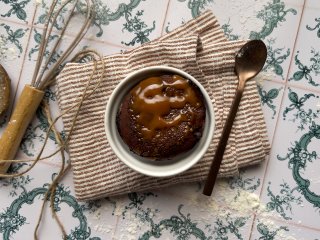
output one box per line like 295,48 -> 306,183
31,0 -> 60,87
34,0 -> 80,88
31,0 -> 95,90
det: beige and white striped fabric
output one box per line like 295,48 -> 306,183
56,11 -> 270,201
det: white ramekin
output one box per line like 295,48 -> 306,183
105,66 -> 215,177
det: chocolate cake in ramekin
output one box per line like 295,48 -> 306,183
104,66 -> 215,177
116,74 -> 206,159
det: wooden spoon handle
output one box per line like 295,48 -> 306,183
0,85 -> 44,174
203,80 -> 245,196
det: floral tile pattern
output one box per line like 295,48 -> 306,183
250,217 -> 320,240
0,0 -> 36,24
287,0 -> 320,90
1,0 -> 320,240
260,86 -> 320,229
257,80 -> 285,142
212,0 -> 302,83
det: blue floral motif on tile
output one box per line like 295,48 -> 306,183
0,23 -> 28,57
306,17 -> 320,38
283,88 -> 319,131
0,177 -> 101,240
258,84 -> 282,119
35,0 -> 145,38
28,28 -> 62,65
265,181 -> 302,220
1,163 -> 33,197
228,170 -> 261,199
0,0 -> 30,22
121,9 -> 156,46
139,204 -> 210,240
249,0 -> 297,40
221,19 -> 240,41
263,38 -> 290,79
205,213 -> 248,240
122,192 -> 157,219
255,222 -> 288,240
177,0 -> 213,18
277,122 -> 320,210
36,0 -> 78,30
289,49 -> 320,86
92,0 -> 144,37
82,197 -> 116,215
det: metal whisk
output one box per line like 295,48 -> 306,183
0,0 -> 95,174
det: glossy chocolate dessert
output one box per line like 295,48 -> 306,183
116,74 -> 206,159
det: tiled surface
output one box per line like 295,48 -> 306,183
257,80 -> 285,142
0,0 -> 36,24
288,0 -> 320,90
1,0 -> 320,239
250,217 -> 320,240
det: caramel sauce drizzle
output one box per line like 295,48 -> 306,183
130,75 -> 201,139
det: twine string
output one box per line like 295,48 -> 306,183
0,50 -> 104,177
34,102 -> 68,240
1,50 -> 105,240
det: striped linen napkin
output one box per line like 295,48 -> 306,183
56,11 -> 270,201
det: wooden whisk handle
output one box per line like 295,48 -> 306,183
0,85 -> 44,174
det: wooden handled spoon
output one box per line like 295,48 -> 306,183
203,40 -> 267,196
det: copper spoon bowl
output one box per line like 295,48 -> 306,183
203,40 -> 267,196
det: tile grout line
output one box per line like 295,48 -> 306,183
1,1 -> 171,50
264,78 -> 320,96
287,81 -> 320,95
271,0 -> 308,110
29,23 -> 132,51
37,158 -> 64,168
259,213 -> 320,233
260,0 -> 307,199
111,215 -> 121,240
259,0 -> 307,187
1,11 -> 131,52
0,17 -> 33,28
83,37 -> 132,50
160,0 -> 172,36
248,0 -> 307,239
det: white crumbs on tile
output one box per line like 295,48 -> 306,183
0,36 -> 8,60
256,71 -> 279,86
216,181 -> 263,216
213,0 -> 267,38
93,223 -> 112,233
119,219 -> 140,240
113,198 -> 128,217
34,0 -> 42,6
